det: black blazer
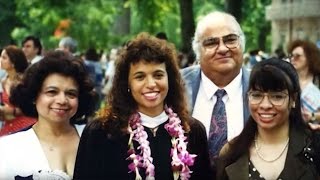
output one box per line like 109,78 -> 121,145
222,128 -> 320,180
73,117 -> 214,180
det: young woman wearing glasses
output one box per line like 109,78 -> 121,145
216,58 -> 320,180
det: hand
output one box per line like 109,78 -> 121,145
2,105 -> 16,121
301,108 -> 312,122
308,123 -> 320,131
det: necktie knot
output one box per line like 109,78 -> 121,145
215,89 -> 226,99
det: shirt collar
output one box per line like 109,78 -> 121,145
201,69 -> 243,100
139,111 -> 168,129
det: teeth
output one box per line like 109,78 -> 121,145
52,109 -> 67,112
144,92 -> 158,97
260,114 -> 274,118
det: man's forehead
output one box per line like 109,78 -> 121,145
201,24 -> 238,38
24,40 -> 35,46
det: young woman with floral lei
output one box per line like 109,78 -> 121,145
74,32 -> 213,180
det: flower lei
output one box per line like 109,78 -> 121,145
127,106 -> 197,180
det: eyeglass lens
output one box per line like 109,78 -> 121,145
202,34 -> 239,50
248,91 -> 287,106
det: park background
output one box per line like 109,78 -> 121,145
1,0 -> 319,55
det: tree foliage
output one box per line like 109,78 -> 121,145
241,0 -> 272,52
2,0 -> 271,53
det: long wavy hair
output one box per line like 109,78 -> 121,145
216,58 -> 307,179
3,45 -> 29,73
98,32 -> 189,136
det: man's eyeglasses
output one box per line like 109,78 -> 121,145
201,34 -> 240,51
247,91 -> 288,106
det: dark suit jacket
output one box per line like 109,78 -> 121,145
224,128 -> 320,180
180,65 -> 250,125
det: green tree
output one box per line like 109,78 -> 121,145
0,0 -> 22,47
241,0 -> 271,52
8,0 -> 271,54
13,0 -> 122,51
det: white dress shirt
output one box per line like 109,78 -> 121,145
192,70 -> 244,141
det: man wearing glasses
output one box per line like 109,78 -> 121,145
181,11 -> 250,166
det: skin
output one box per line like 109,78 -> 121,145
249,90 -> 291,133
199,17 -> 243,88
249,90 -> 292,179
128,61 -> 169,117
0,50 -> 14,72
290,46 -> 308,73
0,50 -> 18,120
22,40 -> 39,61
35,73 -> 79,125
33,73 -> 80,176
290,47 -> 320,128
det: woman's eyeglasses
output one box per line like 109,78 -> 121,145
201,34 -> 240,51
247,91 -> 288,106
282,53 -> 304,63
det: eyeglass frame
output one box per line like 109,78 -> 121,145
200,33 -> 240,51
247,91 -> 289,106
282,53 -> 305,63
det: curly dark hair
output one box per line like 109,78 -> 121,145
100,32 -> 190,135
9,51 -> 97,124
216,58 -> 307,179
3,45 -> 29,73
288,39 -> 320,75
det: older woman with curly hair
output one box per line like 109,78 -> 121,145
288,40 -> 320,128
73,33 -> 213,180
0,51 -> 97,179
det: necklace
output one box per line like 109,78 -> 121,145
127,106 -> 196,180
254,137 -> 289,163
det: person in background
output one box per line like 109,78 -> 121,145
0,48 -> 5,129
217,58 -> 320,180
156,32 -> 168,41
0,45 -> 36,136
102,48 -> 118,98
22,35 -> 43,64
0,51 -> 97,179
181,11 -> 250,166
73,32 -> 212,180
58,36 -> 78,56
84,48 -> 103,109
287,40 -> 320,128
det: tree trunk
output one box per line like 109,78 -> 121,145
225,0 -> 242,23
112,0 -> 130,35
179,0 -> 195,53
